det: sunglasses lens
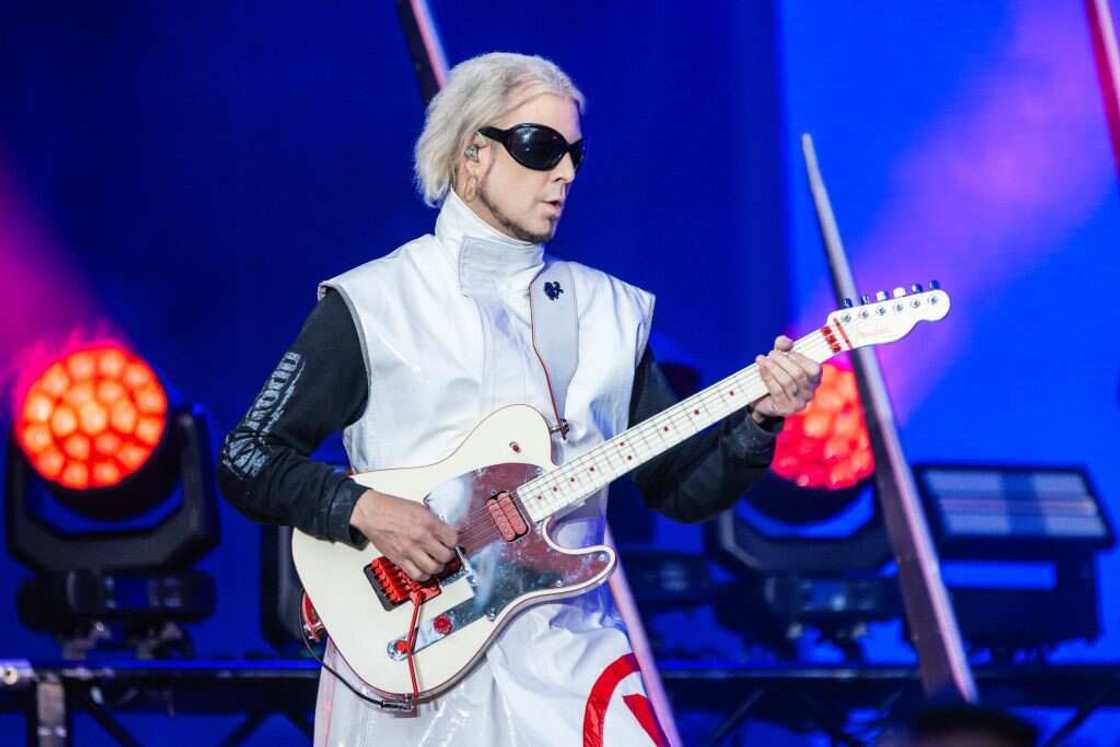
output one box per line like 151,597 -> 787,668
510,126 -> 567,170
569,140 -> 584,170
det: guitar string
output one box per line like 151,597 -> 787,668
470,350 -> 838,533
458,333 -> 838,525
517,334 -> 839,516
452,334 -> 843,547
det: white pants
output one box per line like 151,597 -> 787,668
313,591 -> 668,746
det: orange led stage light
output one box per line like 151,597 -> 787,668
772,363 -> 874,491
16,346 -> 168,495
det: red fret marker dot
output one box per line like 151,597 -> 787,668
694,409 -> 700,415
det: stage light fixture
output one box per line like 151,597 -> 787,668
6,343 -> 219,658
706,362 -> 893,657
912,464 -> 1115,658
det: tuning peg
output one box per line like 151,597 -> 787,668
892,287 -> 906,298
929,279 -> 940,290
875,290 -> 888,301
842,297 -> 854,308
860,294 -> 870,304
911,283 -> 923,293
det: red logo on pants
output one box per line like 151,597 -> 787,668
582,654 -> 669,747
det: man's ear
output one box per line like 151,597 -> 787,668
462,138 -> 492,191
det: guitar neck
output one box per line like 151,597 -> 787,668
519,327 -> 841,522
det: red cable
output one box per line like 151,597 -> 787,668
405,592 -> 423,713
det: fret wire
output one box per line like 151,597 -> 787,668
530,372 -> 751,516
523,330 -> 840,520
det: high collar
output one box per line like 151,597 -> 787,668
434,189 -> 545,298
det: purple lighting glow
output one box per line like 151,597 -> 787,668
0,154 -> 118,419
796,2 -> 1117,418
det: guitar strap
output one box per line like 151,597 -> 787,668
528,259 -> 578,441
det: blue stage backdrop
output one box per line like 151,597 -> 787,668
0,1 -> 1118,744
779,0 -> 1120,739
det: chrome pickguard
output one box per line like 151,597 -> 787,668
387,463 -> 613,659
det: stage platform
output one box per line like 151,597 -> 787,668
3,659 -> 1119,745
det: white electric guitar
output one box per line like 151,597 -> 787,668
292,285 -> 950,705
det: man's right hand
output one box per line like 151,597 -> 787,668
349,489 -> 459,581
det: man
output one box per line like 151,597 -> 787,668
219,52 -> 821,746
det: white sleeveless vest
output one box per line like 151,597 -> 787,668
313,191 -> 666,746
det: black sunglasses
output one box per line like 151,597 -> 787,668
478,123 -> 584,172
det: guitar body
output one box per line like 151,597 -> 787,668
291,404 -> 615,701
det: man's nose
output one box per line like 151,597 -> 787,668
552,152 -> 576,182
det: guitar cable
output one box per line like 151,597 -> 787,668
404,591 -> 424,711
298,602 -> 418,713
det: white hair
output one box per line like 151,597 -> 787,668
414,52 -> 585,207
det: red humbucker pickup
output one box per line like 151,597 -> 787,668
487,493 -> 529,541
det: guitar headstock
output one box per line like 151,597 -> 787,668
824,283 -> 950,350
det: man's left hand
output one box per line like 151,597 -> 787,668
751,335 -> 822,422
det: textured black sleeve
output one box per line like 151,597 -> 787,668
217,289 -> 369,545
629,345 -> 782,523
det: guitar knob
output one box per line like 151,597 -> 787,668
875,290 -> 888,301
433,614 -> 454,636
843,297 -> 854,308
892,287 -> 906,298
911,283 -> 923,293
860,294 -> 870,305
929,279 -> 940,290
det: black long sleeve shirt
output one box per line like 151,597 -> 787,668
217,290 -> 781,545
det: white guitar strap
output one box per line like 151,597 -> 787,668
528,259 -> 578,441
